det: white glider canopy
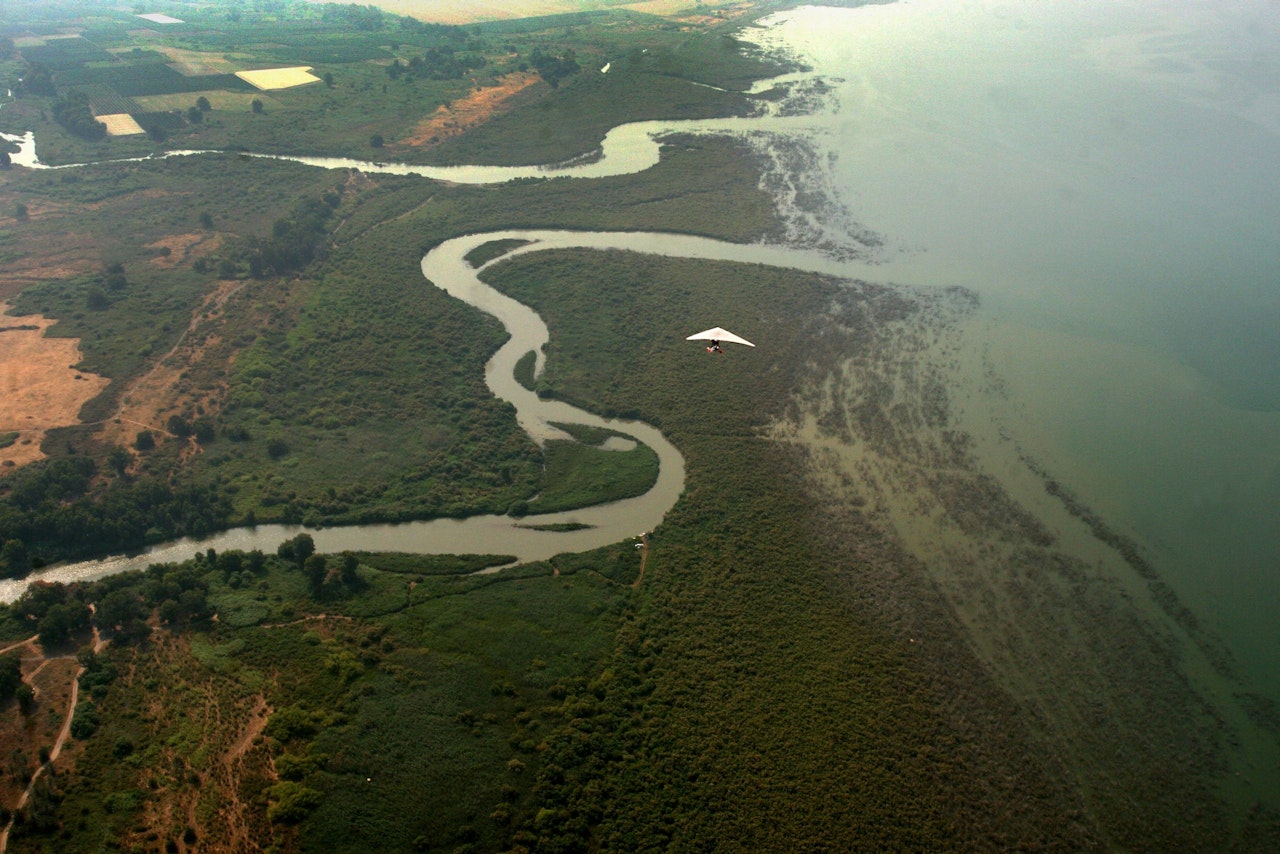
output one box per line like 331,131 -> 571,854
685,327 -> 755,347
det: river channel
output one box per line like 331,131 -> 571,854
0,96 -> 889,602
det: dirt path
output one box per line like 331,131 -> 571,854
88,278 -> 246,457
0,637 -> 37,657
0,626 -> 106,853
631,533 -> 650,588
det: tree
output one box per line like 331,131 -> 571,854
107,447 -> 131,477
252,98 -> 264,114
340,554 -> 359,584
167,415 -> 192,438
95,589 -> 142,631
195,96 -> 211,111
277,533 -> 315,566
16,684 -> 34,715
370,133 -> 384,148
86,285 -> 108,311
135,430 -> 155,451
304,554 -> 327,590
52,92 -> 106,139
323,72 -> 334,88
192,419 -> 216,445
37,604 -> 75,647
0,151 -> 10,169
186,106 -> 203,124
0,539 -> 29,578
103,262 -> 127,290
217,551 -> 243,575
199,211 -> 213,229
0,653 -> 22,700
14,202 -> 27,221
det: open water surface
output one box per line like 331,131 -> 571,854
744,0 -> 1280,707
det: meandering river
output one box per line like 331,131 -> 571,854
3,0 -> 1279,735
0,39 -> 888,601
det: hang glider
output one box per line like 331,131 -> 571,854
686,327 -> 755,354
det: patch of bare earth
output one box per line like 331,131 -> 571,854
0,303 -> 111,472
393,71 -> 540,149
122,634 -> 277,853
146,231 -> 222,269
98,278 -> 243,459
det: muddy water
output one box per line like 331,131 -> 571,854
0,225 -> 887,603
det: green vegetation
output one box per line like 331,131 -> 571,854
524,422 -> 658,515
0,0 -> 788,167
513,348 -> 538,390
3,541 -> 636,852
2,247 -> 1104,851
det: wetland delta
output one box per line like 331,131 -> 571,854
0,0 -> 1277,850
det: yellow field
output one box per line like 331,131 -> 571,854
235,66 -> 321,91
97,113 -> 145,135
0,304 -> 110,470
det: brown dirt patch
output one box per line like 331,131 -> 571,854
0,303 -> 111,472
393,71 -> 541,149
96,278 -> 243,456
146,231 -> 221,269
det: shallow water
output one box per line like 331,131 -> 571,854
746,0 -> 1280,705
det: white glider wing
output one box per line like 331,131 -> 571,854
685,326 -> 755,347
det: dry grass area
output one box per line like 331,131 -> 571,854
145,231 -> 221,269
0,303 -> 110,471
135,90 -> 264,112
96,277 -> 241,458
98,113 -> 146,136
235,66 -> 321,91
0,249 -> 96,303
164,51 -> 237,75
395,71 -> 541,148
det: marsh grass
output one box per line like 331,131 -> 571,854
529,423 -> 658,515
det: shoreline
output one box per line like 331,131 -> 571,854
771,277 -> 1280,842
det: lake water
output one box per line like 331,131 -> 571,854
744,1 -> 1280,701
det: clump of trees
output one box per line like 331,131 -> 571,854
51,91 -> 106,140
530,47 -> 580,88
385,46 -> 486,82
0,455 -> 233,572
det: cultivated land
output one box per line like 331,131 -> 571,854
0,1 -> 1276,852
